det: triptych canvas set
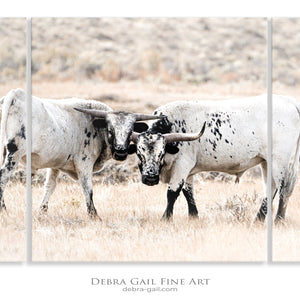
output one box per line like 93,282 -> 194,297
0,18 -> 299,262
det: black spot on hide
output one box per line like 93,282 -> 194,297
7,139 -> 18,154
208,139 -> 217,151
211,127 -> 222,140
216,119 -> 222,128
19,125 -> 26,139
150,116 -> 172,134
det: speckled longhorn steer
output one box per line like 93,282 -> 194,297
130,95 -> 300,223
0,88 -> 160,219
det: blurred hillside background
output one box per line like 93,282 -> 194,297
273,18 -> 300,93
31,18 -> 267,86
0,18 -> 26,94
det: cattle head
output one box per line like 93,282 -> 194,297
130,122 -> 206,186
74,108 -> 162,161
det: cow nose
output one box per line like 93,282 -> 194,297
142,174 -> 159,186
113,146 -> 128,161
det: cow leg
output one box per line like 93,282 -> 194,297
256,161 -> 277,222
0,139 -> 24,211
274,177 -> 295,224
78,170 -> 99,220
162,180 -> 184,220
182,176 -> 198,218
275,156 -> 300,224
275,183 -> 288,223
39,168 -> 59,213
162,159 -> 193,220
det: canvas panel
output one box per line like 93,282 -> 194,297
31,18 -> 267,262
0,18 -> 27,262
272,18 -> 300,262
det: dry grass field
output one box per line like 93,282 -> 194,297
32,174 -> 266,262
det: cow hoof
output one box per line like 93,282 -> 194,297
39,205 -> 48,214
161,214 -> 173,222
0,204 -> 7,212
254,213 -> 266,223
188,214 -> 199,220
88,212 -> 102,221
274,216 -> 286,226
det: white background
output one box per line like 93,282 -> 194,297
1,0 -> 299,299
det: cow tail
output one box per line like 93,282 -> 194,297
0,93 -> 15,166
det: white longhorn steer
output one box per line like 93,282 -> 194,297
130,95 -> 300,223
0,88 -> 160,219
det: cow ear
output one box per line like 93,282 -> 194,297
165,143 -> 179,154
134,122 -> 148,133
93,119 -> 107,129
128,144 -> 137,154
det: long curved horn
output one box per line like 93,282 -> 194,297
74,108 -> 108,119
134,113 -> 164,122
130,132 -> 139,143
164,122 -> 206,144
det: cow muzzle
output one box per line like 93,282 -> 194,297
113,147 -> 128,161
142,174 -> 159,186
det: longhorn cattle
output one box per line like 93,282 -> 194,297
130,95 -> 300,223
0,88 -> 160,219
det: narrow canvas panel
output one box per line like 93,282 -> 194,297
272,18 -> 300,261
0,18 -> 27,262
31,18 -> 267,262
